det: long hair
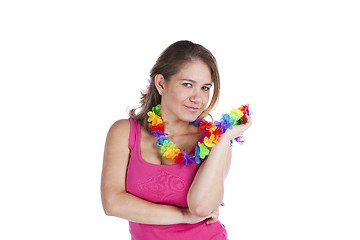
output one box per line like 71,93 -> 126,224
128,40 -> 220,130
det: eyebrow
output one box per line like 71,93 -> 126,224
181,78 -> 213,86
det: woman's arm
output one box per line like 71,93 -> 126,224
101,119 -> 211,225
187,114 -> 252,217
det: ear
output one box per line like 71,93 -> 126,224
154,74 -> 166,95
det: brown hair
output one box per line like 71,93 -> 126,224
129,40 -> 220,129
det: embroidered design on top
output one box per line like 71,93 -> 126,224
137,170 -> 187,203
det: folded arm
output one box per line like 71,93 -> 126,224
101,119 -> 211,225
187,114 -> 252,217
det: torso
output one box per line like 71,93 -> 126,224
126,118 -> 228,239
140,125 -> 202,165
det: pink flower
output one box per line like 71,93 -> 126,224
141,84 -> 150,94
141,78 -> 151,94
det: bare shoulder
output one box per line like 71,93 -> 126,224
106,118 -> 132,145
107,119 -> 130,139
103,119 -> 131,164
101,119 -> 131,194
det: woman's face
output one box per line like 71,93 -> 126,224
161,59 -> 213,122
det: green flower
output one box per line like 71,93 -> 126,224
152,104 -> 161,115
198,143 -> 210,159
160,140 -> 173,153
229,111 -> 240,125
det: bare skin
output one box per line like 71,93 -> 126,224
101,59 -> 252,225
101,119 -> 219,225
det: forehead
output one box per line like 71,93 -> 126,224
174,60 -> 212,83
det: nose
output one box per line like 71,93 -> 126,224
189,89 -> 202,104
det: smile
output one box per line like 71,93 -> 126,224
185,105 -> 200,112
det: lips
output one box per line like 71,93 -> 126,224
185,105 -> 200,112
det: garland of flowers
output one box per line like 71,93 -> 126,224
147,104 -> 251,165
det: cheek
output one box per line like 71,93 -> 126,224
202,93 -> 210,106
176,90 -> 190,101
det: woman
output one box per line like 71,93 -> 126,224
101,40 -> 252,239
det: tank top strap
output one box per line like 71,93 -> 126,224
128,118 -> 140,151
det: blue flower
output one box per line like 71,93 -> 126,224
156,137 -> 169,145
194,146 -> 201,164
222,113 -> 235,126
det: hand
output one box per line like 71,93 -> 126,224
182,208 -> 210,224
183,202 -> 225,224
183,201 -> 225,224
222,114 -> 252,141
206,201 -> 225,225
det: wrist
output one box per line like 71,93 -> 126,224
219,132 -> 233,145
181,208 -> 190,223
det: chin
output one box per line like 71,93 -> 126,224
181,109 -> 203,122
184,116 -> 199,123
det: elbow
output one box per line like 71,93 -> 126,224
190,206 -> 212,218
187,197 -> 213,217
103,208 -> 112,216
102,199 -> 115,216
188,203 -> 213,218
101,193 -> 123,217
101,191 -> 129,217
103,207 -> 114,217
187,194 -> 223,217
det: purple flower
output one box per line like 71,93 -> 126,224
182,151 -> 195,165
246,108 -> 253,117
234,136 -> 245,145
214,120 -> 230,134
152,131 -> 168,138
190,119 -> 204,127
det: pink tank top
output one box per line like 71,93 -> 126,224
126,118 -> 228,240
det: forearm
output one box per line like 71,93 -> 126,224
187,137 -> 231,217
104,192 -> 186,225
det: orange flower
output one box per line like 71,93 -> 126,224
152,115 -> 163,126
163,145 -> 181,159
210,134 -> 219,144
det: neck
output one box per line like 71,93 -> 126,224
160,108 -> 193,137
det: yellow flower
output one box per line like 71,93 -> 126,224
204,136 -> 215,148
232,108 -> 244,118
147,111 -> 156,122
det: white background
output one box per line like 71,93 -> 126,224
1,0 -> 359,239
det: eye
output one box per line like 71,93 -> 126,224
183,83 -> 192,88
202,86 -> 211,91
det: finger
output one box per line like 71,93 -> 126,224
221,201 -> 225,206
245,114 -> 252,125
210,210 -> 219,219
206,217 -> 217,224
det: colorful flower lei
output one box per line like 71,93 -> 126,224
147,104 -> 252,165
